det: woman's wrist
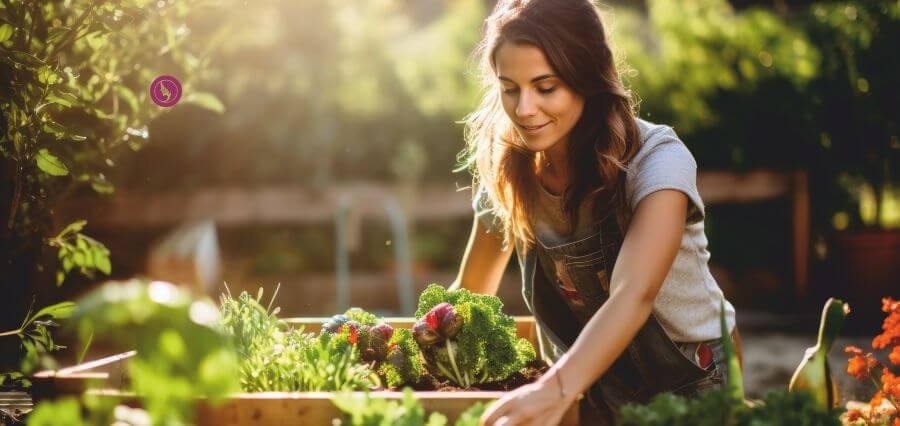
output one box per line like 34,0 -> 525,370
541,363 -> 582,403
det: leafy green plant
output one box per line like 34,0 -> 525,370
322,310 -> 395,363
219,287 -> 378,392
72,278 -> 240,425
46,220 -> 110,287
617,298 -> 847,425
25,396 -> 84,426
617,388 -> 842,426
0,300 -> 74,387
332,387 -> 488,426
0,0 -> 229,295
379,328 -> 426,389
412,284 -> 535,388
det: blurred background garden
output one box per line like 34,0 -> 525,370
1,0 -> 898,407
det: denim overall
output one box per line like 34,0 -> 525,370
516,206 -> 727,425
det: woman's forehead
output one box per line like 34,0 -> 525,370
495,42 -> 555,83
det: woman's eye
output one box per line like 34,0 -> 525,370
502,87 -> 519,94
538,86 -> 557,94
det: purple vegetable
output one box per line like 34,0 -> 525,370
371,323 -> 394,342
413,302 -> 462,347
413,320 -> 441,347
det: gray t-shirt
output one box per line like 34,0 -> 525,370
473,118 -> 737,342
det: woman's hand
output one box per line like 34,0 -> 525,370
480,370 -> 579,426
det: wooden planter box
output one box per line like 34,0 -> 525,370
32,316 -> 579,425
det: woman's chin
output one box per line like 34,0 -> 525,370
521,136 -> 558,153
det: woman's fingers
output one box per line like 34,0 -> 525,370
481,396 -> 513,425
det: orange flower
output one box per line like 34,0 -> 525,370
870,391 -> 884,409
890,346 -> 900,366
846,345 -> 864,356
846,409 -> 862,422
848,355 -> 872,380
883,298 -> 900,314
867,353 -> 880,370
882,368 -> 900,401
874,307 -> 900,350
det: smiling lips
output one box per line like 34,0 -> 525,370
518,121 -> 550,134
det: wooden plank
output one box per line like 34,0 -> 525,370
193,390 -> 578,425
56,184 -> 475,228
57,170 -> 799,228
696,170 -> 792,203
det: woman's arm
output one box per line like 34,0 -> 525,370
481,189 -> 688,425
448,214 -> 514,296
542,189 -> 687,398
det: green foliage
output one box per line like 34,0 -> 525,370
617,388 -> 842,426
112,0 -> 486,189
345,307 -> 380,327
47,220 -> 111,286
720,299 -> 744,401
332,388 -> 488,426
219,287 -> 378,392
73,279 -> 240,425
332,388 -> 447,426
218,285 -> 282,360
619,297 -> 847,425
26,397 -> 84,426
379,328 -> 425,389
611,0 -> 820,135
0,0 -> 228,290
800,2 -> 899,229
453,402 -> 488,426
0,300 -> 75,386
414,284 -> 534,387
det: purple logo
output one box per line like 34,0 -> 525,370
149,75 -> 182,107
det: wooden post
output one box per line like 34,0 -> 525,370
792,171 -> 810,298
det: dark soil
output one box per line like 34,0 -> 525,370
401,359 -> 550,392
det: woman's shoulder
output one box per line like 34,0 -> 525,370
636,117 -> 680,146
632,117 -> 693,164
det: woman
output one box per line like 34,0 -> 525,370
446,0 -> 744,425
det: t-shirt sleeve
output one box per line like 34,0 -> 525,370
626,129 -> 705,225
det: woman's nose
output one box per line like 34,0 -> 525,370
516,91 -> 538,118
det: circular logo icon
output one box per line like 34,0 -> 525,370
149,75 -> 182,107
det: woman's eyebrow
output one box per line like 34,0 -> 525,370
498,74 -> 557,84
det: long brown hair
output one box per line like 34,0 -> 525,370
458,0 -> 642,247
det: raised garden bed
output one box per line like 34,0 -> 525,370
31,316 -> 578,425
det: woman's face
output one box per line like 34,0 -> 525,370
494,42 -> 584,154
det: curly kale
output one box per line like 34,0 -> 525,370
344,307 -> 380,327
378,328 -> 425,388
321,307 -> 422,388
412,284 -> 535,388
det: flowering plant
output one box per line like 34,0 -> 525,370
844,297 -> 900,425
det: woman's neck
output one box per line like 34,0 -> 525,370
537,142 -> 571,196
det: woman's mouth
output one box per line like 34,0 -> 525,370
518,121 -> 550,134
